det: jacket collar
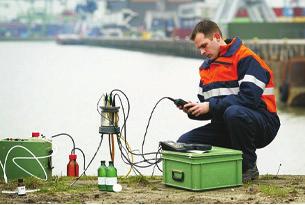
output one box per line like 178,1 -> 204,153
200,37 -> 242,70
200,58 -> 213,69
220,37 -> 242,57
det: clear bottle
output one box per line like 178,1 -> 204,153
98,160 -> 107,191
106,161 -> 117,192
17,178 -> 26,196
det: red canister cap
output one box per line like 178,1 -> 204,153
32,132 -> 40,137
69,154 -> 77,160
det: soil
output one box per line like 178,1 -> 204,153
1,175 -> 305,204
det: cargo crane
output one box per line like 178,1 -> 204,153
73,0 -> 138,37
74,0 -> 98,36
213,0 -> 277,23
144,0 -> 178,38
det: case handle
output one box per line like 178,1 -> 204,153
172,170 -> 184,182
48,150 -> 54,169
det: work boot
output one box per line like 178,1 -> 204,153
242,164 -> 259,183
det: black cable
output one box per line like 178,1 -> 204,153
113,90 -> 164,157
111,90 -> 167,168
112,91 -> 160,170
141,97 -> 170,162
155,146 -> 163,172
114,94 -> 133,165
114,94 -> 128,141
93,91 -> 138,176
110,89 -> 130,119
96,94 -> 115,123
70,135 -> 104,186
115,94 -> 157,156
96,94 -> 106,115
97,90 -> 142,175
96,89 -> 174,174
71,147 -> 86,176
51,133 -> 76,152
116,135 -> 143,176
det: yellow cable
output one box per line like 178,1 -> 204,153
118,133 -> 134,177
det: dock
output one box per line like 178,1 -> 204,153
57,36 -> 305,106
57,37 -> 305,60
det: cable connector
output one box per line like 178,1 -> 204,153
167,97 -> 188,107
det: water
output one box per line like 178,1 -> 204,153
0,42 -> 304,177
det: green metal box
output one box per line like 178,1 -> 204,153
162,147 -> 242,191
0,138 -> 52,182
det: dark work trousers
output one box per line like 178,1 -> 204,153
177,105 -> 280,172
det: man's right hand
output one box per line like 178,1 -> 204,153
177,101 -> 193,113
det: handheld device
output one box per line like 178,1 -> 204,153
160,141 -> 212,152
167,97 -> 188,107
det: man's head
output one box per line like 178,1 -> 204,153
190,19 -> 225,60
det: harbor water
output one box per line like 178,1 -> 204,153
0,41 -> 304,177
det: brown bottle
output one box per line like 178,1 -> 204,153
17,178 -> 26,196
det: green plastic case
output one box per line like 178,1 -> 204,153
162,146 -> 242,191
0,138 -> 52,181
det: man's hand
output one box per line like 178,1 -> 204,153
177,101 -> 191,113
184,102 -> 210,117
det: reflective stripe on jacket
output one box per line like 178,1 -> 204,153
198,37 -> 277,117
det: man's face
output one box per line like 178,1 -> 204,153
194,33 -> 220,60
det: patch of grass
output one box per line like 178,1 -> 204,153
41,178 -> 96,194
260,174 -> 283,180
259,184 -> 291,197
119,175 -> 161,186
77,175 -> 96,181
119,175 -> 150,186
0,175 -> 99,196
1,175 -> 162,195
0,177 -> 45,190
24,177 -> 45,189
119,175 -> 161,181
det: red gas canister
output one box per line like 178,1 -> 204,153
67,154 -> 79,177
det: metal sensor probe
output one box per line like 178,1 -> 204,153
99,94 -> 120,134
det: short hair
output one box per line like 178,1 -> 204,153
190,19 -> 222,41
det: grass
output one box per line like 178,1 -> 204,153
1,175 -> 304,204
0,175 -> 162,194
260,174 -> 283,180
2,175 -> 294,198
119,175 -> 161,187
259,184 -> 291,197
39,176 -> 97,194
0,176 -> 97,194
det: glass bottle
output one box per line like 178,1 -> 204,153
98,160 -> 107,191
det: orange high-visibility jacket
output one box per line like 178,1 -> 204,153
198,37 -> 277,119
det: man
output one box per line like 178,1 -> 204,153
177,19 -> 280,182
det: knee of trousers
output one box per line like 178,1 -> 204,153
177,132 -> 191,143
223,105 -> 251,126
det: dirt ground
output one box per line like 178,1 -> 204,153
1,175 -> 305,204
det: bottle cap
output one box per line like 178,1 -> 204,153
32,132 -> 40,138
113,184 -> 122,192
18,178 -> 23,183
69,154 -> 77,160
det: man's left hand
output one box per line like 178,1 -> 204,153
184,102 -> 210,117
